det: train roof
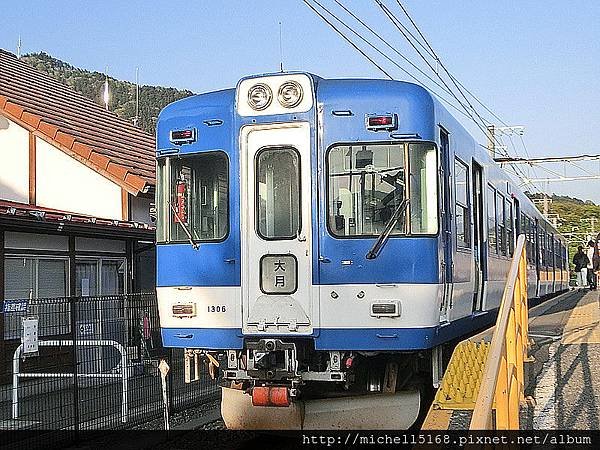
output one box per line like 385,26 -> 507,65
157,73 -> 563,241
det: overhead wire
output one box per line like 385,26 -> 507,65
303,0 -> 558,196
389,0 -> 554,195
303,0 -> 483,121
301,0 -> 394,79
378,0 -> 491,131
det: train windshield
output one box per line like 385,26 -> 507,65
327,142 -> 437,237
156,152 -> 229,243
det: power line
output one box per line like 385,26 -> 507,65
495,154 -> 600,164
375,0 -> 507,150
332,0 -> 456,98
386,1 -> 490,129
302,0 -> 394,79
303,0 -> 481,121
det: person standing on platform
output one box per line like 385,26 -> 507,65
587,240 -> 597,290
573,246 -> 590,289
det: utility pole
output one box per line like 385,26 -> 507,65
16,36 -> 21,58
103,67 -> 110,111
487,125 -> 496,159
542,194 -> 550,217
133,67 -> 140,127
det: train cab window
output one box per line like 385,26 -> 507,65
328,143 -> 405,237
156,152 -> 229,243
408,143 -> 438,234
487,185 -> 497,254
454,158 -> 470,249
327,142 -> 437,237
256,147 -> 301,240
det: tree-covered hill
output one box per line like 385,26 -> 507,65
21,52 -> 194,134
528,193 -> 600,259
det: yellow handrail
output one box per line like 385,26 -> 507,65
470,234 -> 529,429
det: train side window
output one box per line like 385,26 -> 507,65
506,198 -> 514,256
487,185 -> 497,254
541,230 -> 546,266
454,158 -> 470,249
496,193 -> 506,256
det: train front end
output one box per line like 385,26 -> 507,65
156,73 -> 443,429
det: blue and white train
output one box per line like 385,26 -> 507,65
155,73 -> 568,429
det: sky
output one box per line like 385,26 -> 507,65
2,0 -> 600,202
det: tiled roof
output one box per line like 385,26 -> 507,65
0,49 -> 155,194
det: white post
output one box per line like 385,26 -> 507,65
121,343 -> 129,423
12,344 -> 22,419
158,359 -> 170,430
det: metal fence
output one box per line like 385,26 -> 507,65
0,293 -> 219,440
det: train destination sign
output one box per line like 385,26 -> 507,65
260,254 -> 297,295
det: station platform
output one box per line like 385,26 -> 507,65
423,288 -> 600,430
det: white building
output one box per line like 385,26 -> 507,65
0,49 -> 156,347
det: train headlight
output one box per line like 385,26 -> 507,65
247,83 -> 272,110
277,81 -> 303,108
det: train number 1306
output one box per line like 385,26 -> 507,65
207,305 -> 226,313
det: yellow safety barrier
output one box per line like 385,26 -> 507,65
422,234 -> 529,430
470,233 -> 529,429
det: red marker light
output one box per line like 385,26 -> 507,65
366,114 -> 397,131
170,129 -> 196,144
368,116 -> 393,126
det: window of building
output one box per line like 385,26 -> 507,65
156,151 -> 229,243
4,256 -> 69,339
75,258 -> 126,297
454,158 -> 470,249
256,147 -> 301,240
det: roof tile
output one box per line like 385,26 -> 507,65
37,121 -> 59,138
89,151 -> 110,170
107,162 -> 129,181
4,101 -> 24,118
72,141 -> 92,158
21,111 -> 42,128
125,172 -> 147,192
55,131 -> 76,150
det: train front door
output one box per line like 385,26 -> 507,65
471,161 -> 486,312
239,122 -> 316,335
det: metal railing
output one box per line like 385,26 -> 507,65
470,234 -> 529,429
13,339 -> 129,423
0,293 -> 219,433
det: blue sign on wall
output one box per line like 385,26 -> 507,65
2,299 -> 29,314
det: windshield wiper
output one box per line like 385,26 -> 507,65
366,198 -> 409,260
167,200 -> 200,250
